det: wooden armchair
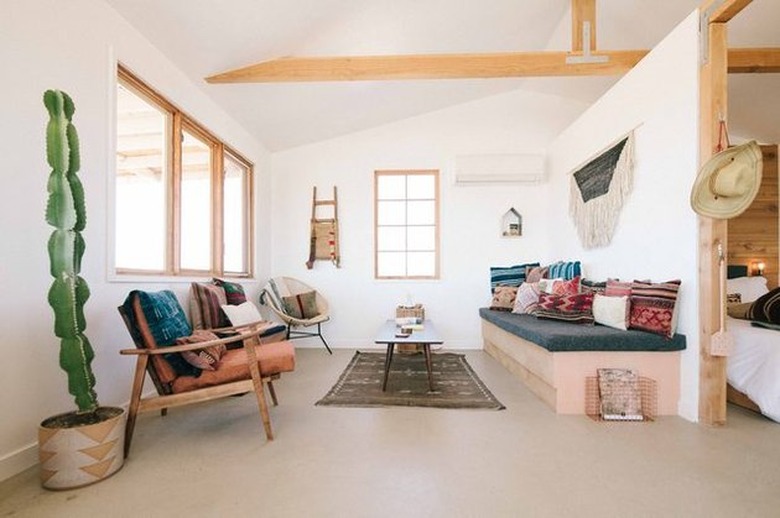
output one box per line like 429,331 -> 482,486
118,290 -> 295,456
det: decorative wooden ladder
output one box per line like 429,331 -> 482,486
306,186 -> 340,269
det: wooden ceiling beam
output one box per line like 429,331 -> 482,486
205,50 -> 649,83
703,0 -> 754,23
572,0 -> 597,53
204,46 -> 779,83
728,47 -> 780,73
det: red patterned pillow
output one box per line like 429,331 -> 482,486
629,280 -> 681,338
552,276 -> 580,296
176,330 -> 226,371
605,279 -> 632,297
536,292 -> 594,324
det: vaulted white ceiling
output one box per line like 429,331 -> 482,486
104,0 -> 780,151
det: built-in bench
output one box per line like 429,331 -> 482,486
479,308 -> 686,415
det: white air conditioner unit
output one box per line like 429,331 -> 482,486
454,153 -> 547,185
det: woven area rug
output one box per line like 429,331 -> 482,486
316,351 -> 505,410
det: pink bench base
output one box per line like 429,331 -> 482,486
482,320 -> 681,415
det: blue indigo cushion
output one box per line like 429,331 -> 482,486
137,290 -> 193,346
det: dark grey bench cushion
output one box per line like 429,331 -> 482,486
479,308 -> 686,352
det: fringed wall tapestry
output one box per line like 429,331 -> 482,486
569,132 -> 635,249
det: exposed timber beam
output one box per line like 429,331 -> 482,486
706,0 -> 754,23
728,47 -> 780,73
205,50 -> 649,83
572,0 -> 596,53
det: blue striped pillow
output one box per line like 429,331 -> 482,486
490,262 -> 540,292
548,261 -> 582,281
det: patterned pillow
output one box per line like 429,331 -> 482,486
137,290 -> 192,346
538,278 -> 562,294
547,261 -> 582,280
282,291 -> 319,319
189,282 -> 228,329
535,292 -> 594,324
213,278 -> 247,306
592,294 -> 630,330
490,262 -> 540,292
512,282 -> 541,315
490,286 -> 518,312
552,276 -> 580,296
628,280 -> 681,338
176,330 -> 226,372
525,265 -> 549,284
605,279 -> 632,298
581,279 -> 607,295
726,293 -> 742,306
747,287 -> 780,324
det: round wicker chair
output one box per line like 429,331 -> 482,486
260,277 -> 332,354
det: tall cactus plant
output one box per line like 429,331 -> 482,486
44,90 -> 98,413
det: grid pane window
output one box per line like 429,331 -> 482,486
115,65 -> 253,277
374,170 -> 439,279
223,153 -> 251,274
115,83 -> 167,270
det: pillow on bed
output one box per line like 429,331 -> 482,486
727,276 -> 769,303
747,287 -> 780,324
727,302 -> 753,320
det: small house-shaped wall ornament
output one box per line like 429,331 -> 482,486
501,208 -> 522,238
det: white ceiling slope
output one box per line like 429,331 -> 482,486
105,0 -> 780,151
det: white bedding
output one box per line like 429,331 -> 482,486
727,316 -> 780,422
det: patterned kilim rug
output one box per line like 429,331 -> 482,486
316,351 -> 505,410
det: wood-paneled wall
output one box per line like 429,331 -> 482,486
728,145 -> 779,289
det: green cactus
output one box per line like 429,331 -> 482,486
44,90 -> 98,413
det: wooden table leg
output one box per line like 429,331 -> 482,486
382,343 -> 395,391
423,344 -> 434,392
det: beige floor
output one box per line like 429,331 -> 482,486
2,348 -> 780,518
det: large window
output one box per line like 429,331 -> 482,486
115,65 -> 253,277
374,170 -> 439,279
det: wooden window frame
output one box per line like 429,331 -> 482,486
374,169 -> 440,280
116,64 -> 254,278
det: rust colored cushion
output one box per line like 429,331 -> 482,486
176,330 -> 226,371
171,340 -> 295,394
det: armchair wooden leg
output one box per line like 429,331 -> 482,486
244,337 -> 274,440
125,356 -> 148,457
267,381 -> 278,406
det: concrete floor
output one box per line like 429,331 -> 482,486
2,348 -> 780,517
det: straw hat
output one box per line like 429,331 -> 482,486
690,140 -> 763,219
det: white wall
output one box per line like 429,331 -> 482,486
0,0 -> 271,481
271,89 -> 590,350
546,12 -> 701,420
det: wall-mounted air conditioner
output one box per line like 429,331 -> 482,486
454,153 -> 547,185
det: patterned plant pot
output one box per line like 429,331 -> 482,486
38,407 -> 125,490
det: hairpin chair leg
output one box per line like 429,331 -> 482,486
318,323 -> 333,354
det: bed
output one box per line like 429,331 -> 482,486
726,273 -> 780,421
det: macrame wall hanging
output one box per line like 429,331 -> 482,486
569,131 -> 635,249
